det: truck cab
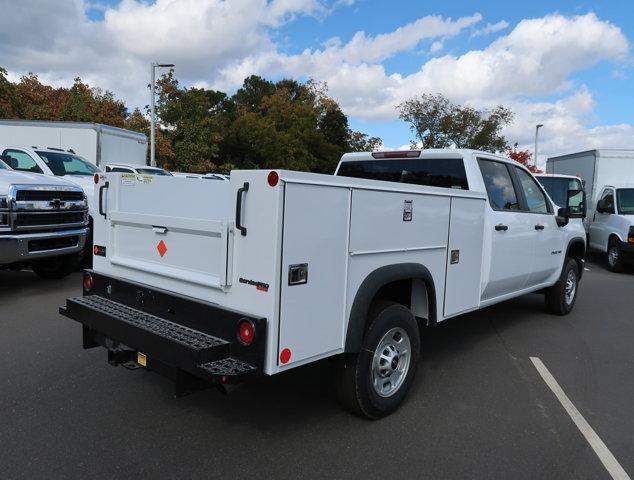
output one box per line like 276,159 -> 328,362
0,145 -> 102,212
589,184 -> 634,271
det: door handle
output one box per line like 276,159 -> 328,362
534,224 -> 545,230
98,181 -> 109,219
235,182 -> 249,236
495,224 -> 508,231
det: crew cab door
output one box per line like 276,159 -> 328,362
511,166 -> 562,286
478,159 -> 533,300
589,188 -> 615,251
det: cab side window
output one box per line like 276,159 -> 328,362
110,167 -> 135,173
478,159 -> 520,211
1,149 -> 43,174
599,189 -> 615,213
514,167 -> 551,214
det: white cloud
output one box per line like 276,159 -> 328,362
0,3 -> 631,160
472,20 -> 509,37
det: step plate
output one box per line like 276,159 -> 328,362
199,358 -> 257,377
64,295 -> 230,366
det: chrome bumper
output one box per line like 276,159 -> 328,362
0,227 -> 88,264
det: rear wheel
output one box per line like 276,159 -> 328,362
335,301 -> 420,419
32,253 -> 81,279
545,258 -> 579,315
607,239 -> 625,273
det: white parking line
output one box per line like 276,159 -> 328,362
530,357 -> 630,480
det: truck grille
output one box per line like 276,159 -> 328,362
15,190 -> 85,202
14,212 -> 86,228
5,185 -> 88,231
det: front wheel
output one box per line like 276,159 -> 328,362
335,301 -> 420,419
544,258 -> 579,315
607,240 -> 625,273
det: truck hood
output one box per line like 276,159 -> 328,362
0,170 -> 82,191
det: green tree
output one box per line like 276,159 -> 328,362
398,93 -> 514,152
0,67 -> 21,117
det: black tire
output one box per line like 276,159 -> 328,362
335,301 -> 420,419
31,253 -> 81,279
545,258 -> 579,315
606,238 -> 625,273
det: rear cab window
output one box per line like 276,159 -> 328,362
336,157 -> 469,190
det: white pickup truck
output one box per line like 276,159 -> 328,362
0,159 -> 89,278
60,149 -> 586,418
588,184 -> 634,271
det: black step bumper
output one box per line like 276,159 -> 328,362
59,271 -> 266,388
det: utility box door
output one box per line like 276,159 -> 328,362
278,183 -> 350,367
443,197 -> 485,317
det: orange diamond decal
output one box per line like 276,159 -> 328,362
157,240 -> 167,257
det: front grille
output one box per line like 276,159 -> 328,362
15,190 -> 84,202
14,211 -> 85,228
9,186 -> 88,230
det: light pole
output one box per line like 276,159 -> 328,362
150,62 -> 174,167
534,123 -> 543,169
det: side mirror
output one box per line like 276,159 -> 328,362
566,189 -> 586,219
596,199 -> 605,214
556,207 -> 570,227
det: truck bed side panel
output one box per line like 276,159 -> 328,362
278,183 -> 350,367
443,197 -> 486,317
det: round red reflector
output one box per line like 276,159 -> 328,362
94,173 -> 100,184
280,348 -> 291,364
267,171 -> 279,187
83,273 -> 94,292
237,320 -> 255,345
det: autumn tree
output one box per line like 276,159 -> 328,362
506,147 -> 542,173
397,93 -> 514,152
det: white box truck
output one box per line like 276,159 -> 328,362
546,149 -> 634,228
60,149 -> 586,418
0,120 -> 147,168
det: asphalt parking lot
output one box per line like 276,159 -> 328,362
1,255 -> 632,480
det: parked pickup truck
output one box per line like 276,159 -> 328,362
0,159 -> 89,278
60,149 -> 586,418
588,184 -> 634,272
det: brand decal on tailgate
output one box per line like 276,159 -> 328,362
239,277 -> 269,292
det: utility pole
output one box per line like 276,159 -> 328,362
534,124 -> 544,169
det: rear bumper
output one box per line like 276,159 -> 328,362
0,227 -> 88,264
59,271 -> 267,388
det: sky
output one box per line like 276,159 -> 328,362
1,0 -> 633,166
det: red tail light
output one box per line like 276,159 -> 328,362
267,171 -> 279,187
94,173 -> 100,184
83,272 -> 94,292
237,319 -> 255,345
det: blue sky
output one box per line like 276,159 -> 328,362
3,0 -> 634,161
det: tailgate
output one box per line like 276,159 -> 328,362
102,174 -> 233,289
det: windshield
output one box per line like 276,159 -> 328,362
36,151 -> 101,176
617,188 -> 634,214
136,168 -> 172,176
537,176 -> 583,207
